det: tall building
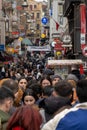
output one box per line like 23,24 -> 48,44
63,0 -> 87,60
48,0 -> 68,44
24,0 -> 43,44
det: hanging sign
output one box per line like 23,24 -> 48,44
41,17 -> 48,25
41,34 -> 46,38
82,45 -> 87,57
80,4 -> 86,49
12,32 -> 19,35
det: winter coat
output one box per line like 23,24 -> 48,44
39,96 -> 72,124
0,110 -> 10,130
41,102 -> 87,130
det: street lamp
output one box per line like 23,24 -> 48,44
22,0 -> 28,7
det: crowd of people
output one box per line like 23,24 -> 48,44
0,52 -> 87,130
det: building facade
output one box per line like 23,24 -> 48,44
63,0 -> 87,60
48,0 -> 68,44
24,0 -> 43,44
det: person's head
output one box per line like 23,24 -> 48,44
0,78 -> 10,87
0,86 -> 14,112
42,85 -> 54,98
28,79 -> 37,86
18,77 -> 28,91
51,75 -> 62,86
29,83 -> 42,99
43,68 -> 54,76
24,68 -> 28,74
7,105 -> 42,130
66,77 -> 78,105
76,79 -> 87,103
71,69 -> 81,80
66,74 -> 78,83
53,80 -> 73,102
1,78 -> 18,97
40,75 -> 52,89
22,88 -> 38,105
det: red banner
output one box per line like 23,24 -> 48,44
54,43 -> 64,51
16,6 -> 23,10
80,4 -> 86,49
12,32 -> 19,35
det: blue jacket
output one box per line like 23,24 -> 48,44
42,102 -> 87,130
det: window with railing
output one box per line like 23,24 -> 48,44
36,24 -> 40,30
58,3 -> 63,25
59,16 -> 63,25
34,5 -> 37,9
30,5 -> 33,11
31,13 -> 34,19
58,3 -> 63,16
37,13 -> 40,19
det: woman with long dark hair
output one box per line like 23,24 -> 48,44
40,75 -> 52,89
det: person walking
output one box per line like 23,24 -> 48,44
41,79 -> 87,130
7,105 -> 42,130
0,86 -> 14,130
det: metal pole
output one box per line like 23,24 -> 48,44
0,0 -> 5,48
0,0 -> 2,45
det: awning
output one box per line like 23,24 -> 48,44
22,38 -> 33,46
27,45 -> 51,52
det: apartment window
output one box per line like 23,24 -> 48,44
31,13 -> 34,19
30,5 -> 33,11
59,16 -> 63,25
34,5 -> 37,9
58,3 -> 63,16
37,13 -> 40,19
58,3 -> 63,25
36,24 -> 40,30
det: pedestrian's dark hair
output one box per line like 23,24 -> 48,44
54,80 -> 73,97
29,83 -> 42,97
42,85 -> 54,97
76,79 -> 87,103
18,76 -> 28,83
1,78 -> 18,94
0,85 -> 14,104
22,88 -> 39,103
40,75 -> 52,86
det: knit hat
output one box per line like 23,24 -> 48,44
71,69 -> 81,80
66,74 -> 78,82
43,69 -> 54,76
51,75 -> 62,80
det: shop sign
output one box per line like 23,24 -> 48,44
54,43 -> 64,51
62,35 -> 71,44
41,17 -> 48,25
82,45 -> 87,57
12,32 -> 19,35
0,44 -> 5,51
41,34 -> 46,38
80,4 -> 86,49
16,6 -> 22,10
51,41 -> 56,47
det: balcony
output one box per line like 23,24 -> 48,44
63,0 -> 81,16
3,1 -> 13,10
